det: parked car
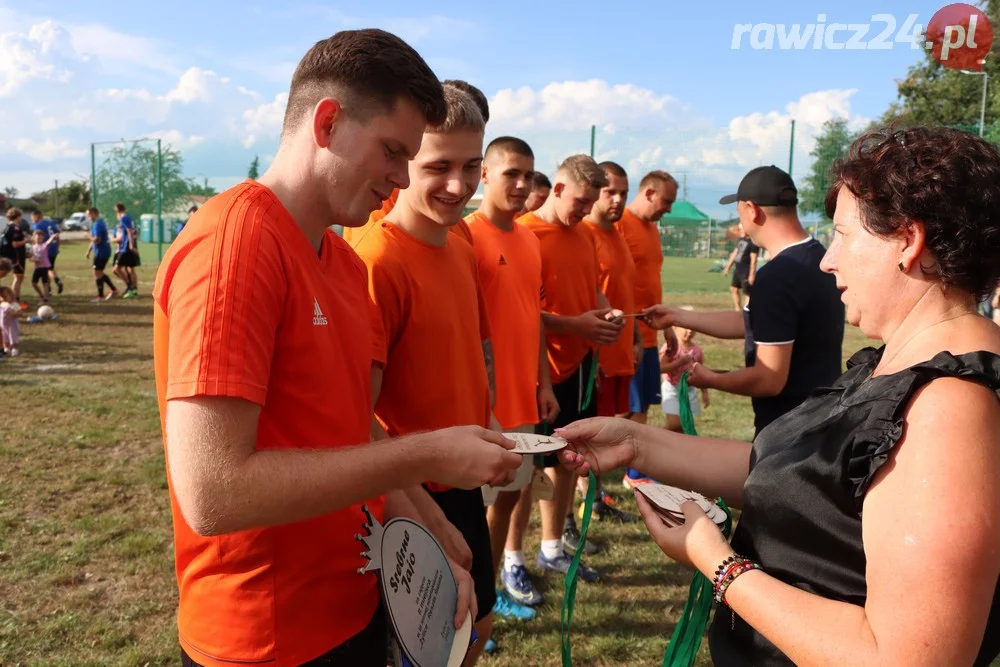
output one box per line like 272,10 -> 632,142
62,212 -> 88,231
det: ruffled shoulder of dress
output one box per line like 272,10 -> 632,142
846,350 -> 1000,511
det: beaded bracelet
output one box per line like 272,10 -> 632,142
712,554 -> 762,606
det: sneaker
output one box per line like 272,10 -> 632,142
18,302 -> 28,311
484,638 -> 498,654
492,590 -> 536,621
92,296 -> 106,303
536,551 -> 600,582
104,290 -> 119,301
9,348 -> 19,357
122,290 -> 136,299
56,280 -> 64,294
623,471 -> 655,490
580,498 -> 639,523
562,522 -> 599,556
501,565 -> 543,606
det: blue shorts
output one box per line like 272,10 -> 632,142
629,347 -> 662,413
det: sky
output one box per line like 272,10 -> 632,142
0,0 -> 956,220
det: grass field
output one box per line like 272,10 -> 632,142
0,247 -> 870,666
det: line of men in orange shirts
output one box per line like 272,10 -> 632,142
346,81 -> 680,656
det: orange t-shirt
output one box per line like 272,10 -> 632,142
519,212 -> 599,384
584,221 -> 637,378
615,208 -> 663,348
152,181 -> 384,667
354,220 -> 491,491
466,211 -> 543,429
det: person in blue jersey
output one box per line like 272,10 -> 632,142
29,209 -> 64,295
85,207 -> 118,301
112,202 -> 139,298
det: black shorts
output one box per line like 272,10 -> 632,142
731,270 -> 752,295
180,602 -> 387,667
536,351 -> 596,468
93,255 -> 110,271
32,268 -> 49,285
426,487 -> 495,622
2,249 -> 25,275
115,250 -> 138,268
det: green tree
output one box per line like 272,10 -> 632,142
248,155 -> 260,180
186,178 -> 216,197
883,0 -> 1000,139
30,180 -> 91,218
799,118 -> 855,220
94,143 -> 195,216
3,186 -> 19,199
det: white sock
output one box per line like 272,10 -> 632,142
504,550 -> 525,571
541,539 -> 563,560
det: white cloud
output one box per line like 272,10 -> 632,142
486,81 -> 869,220
14,137 -> 87,161
490,79 -> 688,132
243,92 -> 289,144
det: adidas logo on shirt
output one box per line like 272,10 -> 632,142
312,297 -> 328,326
499,254 -> 507,266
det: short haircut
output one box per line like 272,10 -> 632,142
283,29 -> 446,137
0,285 -> 12,299
760,205 -> 798,217
532,172 -> 552,189
188,205 -> 199,214
639,170 -> 678,190
485,136 -> 534,161
443,80 -> 489,123
429,85 -> 485,134
115,202 -> 126,213
5,207 -> 22,221
29,209 -> 42,217
598,161 -> 628,180
557,154 -> 609,190
0,258 -> 11,274
87,207 -> 99,216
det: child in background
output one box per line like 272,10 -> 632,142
1,286 -> 21,357
0,257 -> 11,280
29,230 -> 55,305
659,307 -> 710,433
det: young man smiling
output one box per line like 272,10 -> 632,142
354,84 -> 505,666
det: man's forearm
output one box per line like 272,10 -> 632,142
541,312 -> 579,335
676,309 -> 745,340
171,434 -> 440,537
703,365 -> 782,398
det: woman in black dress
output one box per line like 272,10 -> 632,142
557,126 -> 1000,666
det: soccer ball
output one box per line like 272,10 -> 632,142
37,305 -> 55,320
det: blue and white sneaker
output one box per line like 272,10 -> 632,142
536,551 -> 601,582
501,565 -> 543,607
492,590 -> 536,621
484,638 -> 498,654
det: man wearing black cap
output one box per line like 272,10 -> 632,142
643,165 -> 843,435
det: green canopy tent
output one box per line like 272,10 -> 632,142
657,201 -> 726,258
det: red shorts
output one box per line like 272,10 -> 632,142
597,374 -> 633,417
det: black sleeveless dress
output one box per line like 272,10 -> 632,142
708,347 -> 1000,666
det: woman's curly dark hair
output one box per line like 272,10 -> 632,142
826,126 -> 1000,301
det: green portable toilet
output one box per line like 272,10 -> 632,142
140,215 -> 154,243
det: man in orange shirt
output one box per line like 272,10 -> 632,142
579,160 -> 642,523
520,154 -> 624,580
345,79 -> 488,247
615,170 -> 679,487
520,171 -> 551,215
467,136 -> 559,616
153,32 -> 521,667
355,84 -> 504,666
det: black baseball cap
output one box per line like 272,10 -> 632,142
719,165 -> 798,206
